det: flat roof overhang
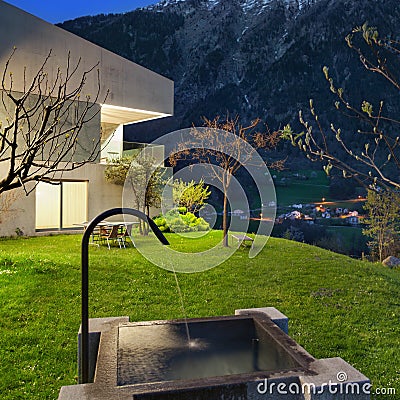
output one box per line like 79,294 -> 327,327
101,104 -> 171,126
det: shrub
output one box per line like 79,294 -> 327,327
153,209 -> 210,233
197,219 -> 210,231
153,216 -> 169,232
168,217 -> 192,232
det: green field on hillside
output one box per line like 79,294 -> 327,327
273,170 -> 330,207
0,233 -> 399,399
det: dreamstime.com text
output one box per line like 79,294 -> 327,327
257,376 -> 396,396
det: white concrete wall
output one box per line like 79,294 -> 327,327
0,92 -> 101,163
0,184 -> 36,236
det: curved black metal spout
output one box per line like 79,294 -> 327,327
80,208 -> 169,384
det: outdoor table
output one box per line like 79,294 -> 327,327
73,221 -> 139,247
231,234 -> 254,247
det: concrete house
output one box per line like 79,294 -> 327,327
0,1 -> 174,236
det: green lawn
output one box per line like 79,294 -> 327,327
0,233 -> 399,399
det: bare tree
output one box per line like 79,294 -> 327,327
170,115 -> 283,247
0,48 -> 105,195
281,23 -> 400,191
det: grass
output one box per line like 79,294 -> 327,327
273,170 -> 330,207
0,232 -> 399,399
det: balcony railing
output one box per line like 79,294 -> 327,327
100,141 -> 165,164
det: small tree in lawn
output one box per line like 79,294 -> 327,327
0,48 -> 104,195
104,155 -> 164,234
172,178 -> 211,213
363,190 -> 400,262
170,115 -> 283,247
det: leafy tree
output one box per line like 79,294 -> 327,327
104,155 -> 164,234
170,115 -> 283,247
363,190 -> 400,262
0,48 -> 104,195
104,156 -> 130,186
281,23 -> 400,192
172,178 -> 211,213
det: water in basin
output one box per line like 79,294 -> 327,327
117,317 -> 301,386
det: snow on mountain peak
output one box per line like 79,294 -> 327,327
146,0 -> 319,14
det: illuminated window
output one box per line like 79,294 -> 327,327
35,181 -> 88,230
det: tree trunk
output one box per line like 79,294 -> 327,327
135,200 -> 144,235
378,230 -> 384,262
222,192 -> 229,247
139,220 -> 143,235
142,205 -> 149,235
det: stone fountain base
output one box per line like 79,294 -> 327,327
58,307 -> 370,400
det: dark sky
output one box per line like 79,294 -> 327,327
5,0 -> 159,23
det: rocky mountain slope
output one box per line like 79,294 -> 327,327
58,0 -> 400,141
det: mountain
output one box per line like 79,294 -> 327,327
58,0 -> 400,148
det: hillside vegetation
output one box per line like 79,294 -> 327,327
0,233 -> 399,399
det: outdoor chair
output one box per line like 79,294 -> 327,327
100,225 -> 125,250
122,223 -> 135,247
91,226 -> 101,246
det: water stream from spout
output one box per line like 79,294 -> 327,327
172,267 -> 192,346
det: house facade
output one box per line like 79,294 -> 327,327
0,1 -> 174,236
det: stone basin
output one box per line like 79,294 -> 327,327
118,316 -> 305,386
58,307 -> 370,400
